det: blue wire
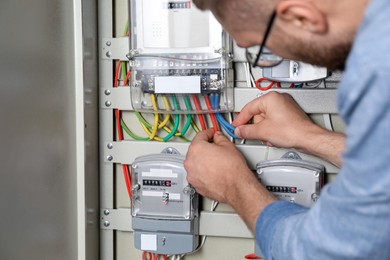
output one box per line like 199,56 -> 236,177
211,94 -> 238,139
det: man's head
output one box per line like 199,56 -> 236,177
193,0 -> 369,70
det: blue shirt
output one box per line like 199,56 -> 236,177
256,0 -> 390,259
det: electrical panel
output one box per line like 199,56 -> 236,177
130,149 -> 199,254
128,0 -> 234,114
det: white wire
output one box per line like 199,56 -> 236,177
319,80 -> 334,131
243,62 -> 252,88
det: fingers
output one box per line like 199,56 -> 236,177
213,131 -> 233,146
235,122 -> 268,140
232,98 -> 265,127
191,128 -> 215,143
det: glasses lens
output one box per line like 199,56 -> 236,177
246,46 -> 283,67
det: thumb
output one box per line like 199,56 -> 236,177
213,131 -> 232,146
235,124 -> 266,140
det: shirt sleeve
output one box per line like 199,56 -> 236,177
255,67 -> 390,259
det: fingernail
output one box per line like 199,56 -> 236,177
235,127 -> 241,138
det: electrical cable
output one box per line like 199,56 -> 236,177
120,119 -> 149,141
142,251 -> 153,260
162,95 -> 180,142
135,112 -> 191,142
211,94 -> 238,139
245,253 -> 261,259
149,94 -> 160,140
179,96 -> 194,137
190,119 -> 200,133
154,254 -> 167,260
114,60 -> 132,199
256,77 -> 275,91
158,96 -> 171,129
204,95 -> 219,132
192,95 -> 207,130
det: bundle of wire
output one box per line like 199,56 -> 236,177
209,94 -> 238,139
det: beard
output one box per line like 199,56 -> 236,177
281,34 -> 354,72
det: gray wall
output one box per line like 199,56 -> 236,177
0,0 -> 99,259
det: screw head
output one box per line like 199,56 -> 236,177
104,89 -> 111,96
103,221 -> 110,227
106,41 -> 111,46
105,101 -> 112,107
106,51 -> 112,58
107,143 -> 113,149
103,209 -> 110,215
107,155 -> 113,161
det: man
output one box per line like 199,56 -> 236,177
184,0 -> 390,258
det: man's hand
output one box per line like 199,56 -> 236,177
184,129 -> 276,232
233,91 -> 315,149
233,91 -> 345,167
184,129 -> 250,203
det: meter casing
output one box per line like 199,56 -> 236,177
254,153 -> 325,257
131,152 -> 199,254
256,158 -> 324,208
128,0 -> 234,114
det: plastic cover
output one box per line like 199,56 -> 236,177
129,0 -> 233,114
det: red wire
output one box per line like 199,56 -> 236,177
204,95 -> 219,132
245,253 -> 261,259
142,251 -> 153,260
114,61 -> 132,199
124,70 -> 131,86
114,61 -> 121,87
192,95 -> 207,130
256,78 -> 275,91
154,254 -> 167,260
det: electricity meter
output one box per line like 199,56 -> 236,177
262,60 -> 328,83
131,149 -> 199,254
254,152 -> 325,258
256,152 -> 324,208
128,0 -> 234,114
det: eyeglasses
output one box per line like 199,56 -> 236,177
246,10 -> 283,68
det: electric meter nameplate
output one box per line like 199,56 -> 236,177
256,155 -> 324,208
131,152 -> 199,254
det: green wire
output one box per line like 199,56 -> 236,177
136,111 -> 190,142
124,21 -> 129,36
120,119 -> 149,141
135,112 -> 151,128
163,95 -> 180,142
180,96 -> 193,137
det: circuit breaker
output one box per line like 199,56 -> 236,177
130,149 -> 199,254
128,0 -> 234,114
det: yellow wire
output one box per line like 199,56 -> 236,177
149,94 -> 159,140
191,119 -> 200,133
158,96 -> 171,129
138,121 -> 164,142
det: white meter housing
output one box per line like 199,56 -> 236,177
128,0 -> 234,114
262,60 -> 328,83
131,150 -> 198,254
254,152 -> 325,258
256,152 -> 325,208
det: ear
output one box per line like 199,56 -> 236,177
276,0 -> 328,34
